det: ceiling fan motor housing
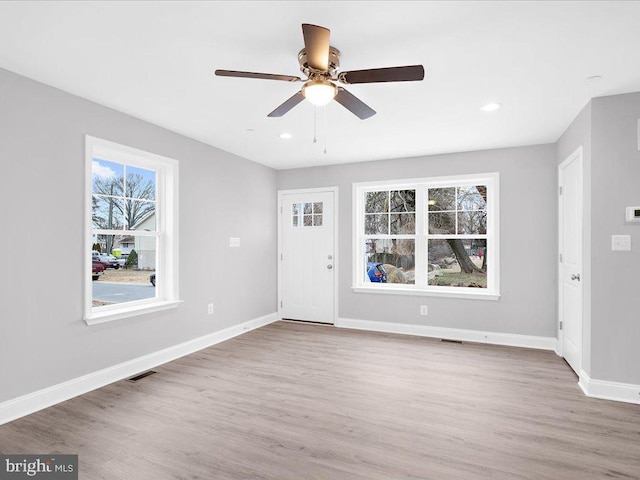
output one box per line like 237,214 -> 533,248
298,46 -> 341,79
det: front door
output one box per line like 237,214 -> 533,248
280,189 -> 335,324
559,148 -> 583,375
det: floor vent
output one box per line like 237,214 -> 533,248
281,318 -> 332,326
440,339 -> 463,344
127,370 -> 157,382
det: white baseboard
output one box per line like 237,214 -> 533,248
579,370 -> 640,405
335,317 -> 558,351
554,343 -> 562,356
0,312 -> 277,426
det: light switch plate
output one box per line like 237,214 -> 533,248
229,237 -> 240,248
612,235 -> 631,251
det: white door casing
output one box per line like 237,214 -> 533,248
559,147 -> 583,374
279,188 -> 336,324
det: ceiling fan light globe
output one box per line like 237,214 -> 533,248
302,81 -> 337,106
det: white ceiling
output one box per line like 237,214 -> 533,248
1,1 -> 639,170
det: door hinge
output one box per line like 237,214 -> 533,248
559,253 -> 563,263
559,186 -> 563,195
280,300 -> 283,308
280,206 -> 283,214
280,253 -> 283,261
559,321 -> 563,331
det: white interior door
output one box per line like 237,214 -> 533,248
280,190 -> 335,324
559,148 -> 583,374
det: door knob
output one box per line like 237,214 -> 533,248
327,264 -> 333,270
571,273 -> 581,281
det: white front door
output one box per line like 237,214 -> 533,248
279,189 -> 335,324
559,148 -> 583,374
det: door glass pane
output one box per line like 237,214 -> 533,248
427,239 -> 486,288
292,204 -> 323,228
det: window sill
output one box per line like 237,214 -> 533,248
352,286 -> 500,301
84,300 -> 183,325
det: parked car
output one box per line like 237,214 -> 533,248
97,253 -> 120,269
150,273 -> 156,287
367,262 -> 387,283
92,258 -> 105,281
115,253 -> 129,267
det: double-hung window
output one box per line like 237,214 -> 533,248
353,173 -> 499,299
85,136 -> 180,324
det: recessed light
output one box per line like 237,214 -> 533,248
585,75 -> 602,84
480,102 -> 502,112
245,128 -> 255,133
279,133 -> 292,140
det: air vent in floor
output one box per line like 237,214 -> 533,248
440,339 -> 463,344
127,370 -> 157,382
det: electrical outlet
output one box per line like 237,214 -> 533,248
207,303 -> 214,315
420,305 -> 428,316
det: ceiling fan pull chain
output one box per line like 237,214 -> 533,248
313,106 -> 317,144
323,106 -> 328,154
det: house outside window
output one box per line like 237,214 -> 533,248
85,136 -> 180,324
353,173 -> 499,299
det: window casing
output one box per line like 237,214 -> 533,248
353,173 -> 499,299
85,136 -> 180,324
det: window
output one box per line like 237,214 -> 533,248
353,173 -> 499,299
292,202 -> 323,227
85,136 -> 180,324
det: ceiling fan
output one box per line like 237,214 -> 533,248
215,23 -> 425,120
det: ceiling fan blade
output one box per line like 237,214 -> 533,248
302,23 -> 330,71
339,65 -> 425,84
215,69 -> 302,82
267,91 -> 305,117
334,88 -> 376,120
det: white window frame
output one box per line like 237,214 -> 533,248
84,136 -> 181,325
352,172 -> 500,300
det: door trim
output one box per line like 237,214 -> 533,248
557,146 -> 583,368
277,187 -> 339,325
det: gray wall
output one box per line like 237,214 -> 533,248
277,144 -> 558,338
0,68 -> 277,403
590,93 -> 640,384
556,102 -> 592,376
